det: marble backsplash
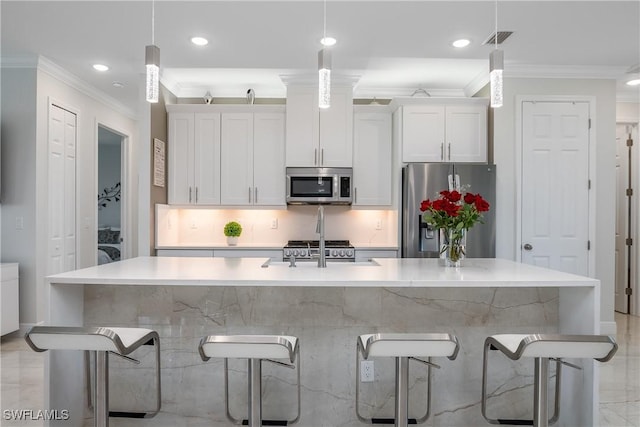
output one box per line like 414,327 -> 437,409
83,285 -> 560,427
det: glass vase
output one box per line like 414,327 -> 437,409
440,228 -> 467,267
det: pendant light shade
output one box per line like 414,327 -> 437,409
145,44 -> 160,103
318,48 -> 331,109
489,49 -> 503,108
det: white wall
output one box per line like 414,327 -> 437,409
494,77 -> 617,327
0,59 -> 138,325
617,102 -> 639,123
0,67 -> 38,324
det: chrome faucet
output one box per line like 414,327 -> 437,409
315,205 -> 327,268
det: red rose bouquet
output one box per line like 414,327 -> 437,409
420,190 -> 490,264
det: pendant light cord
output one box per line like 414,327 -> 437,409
323,0 -> 327,40
151,0 -> 155,45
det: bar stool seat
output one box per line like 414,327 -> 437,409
482,333 -> 617,427
199,334 -> 300,427
25,326 -> 161,427
356,333 -> 460,427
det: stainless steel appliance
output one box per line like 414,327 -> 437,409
283,240 -> 355,262
402,163 -> 496,258
286,167 -> 352,205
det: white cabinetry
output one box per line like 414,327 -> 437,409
286,85 -> 353,167
400,100 -> 488,163
221,112 -> 285,206
1,263 -> 19,336
355,249 -> 398,262
353,109 -> 392,206
168,112 -> 221,204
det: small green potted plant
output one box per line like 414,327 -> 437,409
223,221 -> 242,246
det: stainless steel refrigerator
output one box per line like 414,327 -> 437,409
401,163 -> 496,258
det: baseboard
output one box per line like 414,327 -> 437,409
600,321 -> 617,337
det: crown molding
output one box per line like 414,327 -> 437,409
504,64 -> 627,80
1,55 -> 137,120
464,70 -> 490,97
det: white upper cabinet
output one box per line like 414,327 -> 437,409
400,100 -> 487,163
220,111 -> 285,206
353,110 -> 392,206
286,85 -> 353,167
168,111 -> 221,205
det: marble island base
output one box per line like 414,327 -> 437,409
44,258 -> 600,427
81,286 -> 564,427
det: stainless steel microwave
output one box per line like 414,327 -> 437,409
286,167 -> 352,205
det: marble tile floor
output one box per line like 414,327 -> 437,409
1,312 -> 638,427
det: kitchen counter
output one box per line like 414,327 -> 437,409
44,257 -> 600,427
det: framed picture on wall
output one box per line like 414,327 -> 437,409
153,138 -> 165,187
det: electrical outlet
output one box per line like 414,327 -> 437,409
375,219 -> 382,230
360,360 -> 374,382
271,218 -> 278,229
15,216 -> 24,230
190,220 -> 197,229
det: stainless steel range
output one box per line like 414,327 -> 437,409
283,240 -> 355,262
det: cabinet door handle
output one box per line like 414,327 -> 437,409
314,148 -> 318,165
440,143 -> 444,161
195,187 -> 199,203
254,187 -> 258,204
448,143 -> 451,161
249,187 -> 252,203
321,148 -> 324,165
189,187 -> 192,203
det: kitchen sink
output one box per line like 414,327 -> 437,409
261,259 -> 380,268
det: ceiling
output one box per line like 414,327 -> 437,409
2,1 -> 639,116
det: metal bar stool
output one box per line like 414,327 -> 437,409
356,333 -> 460,427
25,326 -> 161,427
481,333 -> 617,427
198,334 -> 300,427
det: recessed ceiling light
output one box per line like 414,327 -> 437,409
191,36 -> 209,46
626,78 -> 640,86
320,37 -> 336,47
112,81 -> 124,88
452,39 -> 471,48
93,64 -> 109,72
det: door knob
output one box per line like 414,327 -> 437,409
523,243 -> 533,251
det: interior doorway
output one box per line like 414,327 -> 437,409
615,123 -> 637,314
97,125 -> 125,264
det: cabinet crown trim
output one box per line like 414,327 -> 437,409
389,97 -> 489,111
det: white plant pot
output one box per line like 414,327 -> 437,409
226,236 -> 239,246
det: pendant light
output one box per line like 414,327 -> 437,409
489,0 -> 503,108
145,0 -> 160,103
318,0 -> 331,109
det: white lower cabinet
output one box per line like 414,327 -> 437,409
355,250 -> 398,262
221,112 -> 285,206
353,110 -> 392,206
157,249 -> 214,257
1,263 -> 19,336
156,249 -> 281,259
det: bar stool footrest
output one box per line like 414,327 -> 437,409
371,418 -> 418,424
496,419 -> 533,425
240,419 -> 290,426
109,411 -> 148,418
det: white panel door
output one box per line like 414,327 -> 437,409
285,86 -> 319,166
521,102 -> 590,275
63,110 -> 77,271
168,112 -> 194,204
194,113 -> 221,205
353,112 -> 392,206
221,113 -> 254,205
48,104 -> 76,275
402,105 -> 445,162
614,124 -> 631,313
319,86 -> 353,167
253,113 -> 285,206
446,105 -> 487,163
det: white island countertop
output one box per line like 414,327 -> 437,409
47,256 -> 598,288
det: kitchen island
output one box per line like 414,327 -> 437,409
45,257 -> 600,427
